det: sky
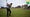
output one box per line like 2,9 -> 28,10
0,0 -> 7,7
0,0 -> 30,7
7,0 -> 26,7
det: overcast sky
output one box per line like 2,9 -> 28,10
0,0 -> 6,7
7,0 -> 26,7
0,0 -> 28,7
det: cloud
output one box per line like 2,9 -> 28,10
0,0 -> 26,7
0,0 -> 7,7
7,0 -> 26,7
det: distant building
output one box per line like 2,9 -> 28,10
22,4 -> 28,9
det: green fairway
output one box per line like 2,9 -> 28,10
0,8 -> 30,17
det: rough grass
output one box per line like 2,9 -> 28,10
0,8 -> 30,17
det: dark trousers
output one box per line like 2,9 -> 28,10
7,8 -> 11,17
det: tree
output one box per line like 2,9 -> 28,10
26,2 -> 29,4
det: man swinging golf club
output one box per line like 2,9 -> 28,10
7,3 -> 12,17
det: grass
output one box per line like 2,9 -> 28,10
0,8 -> 30,17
